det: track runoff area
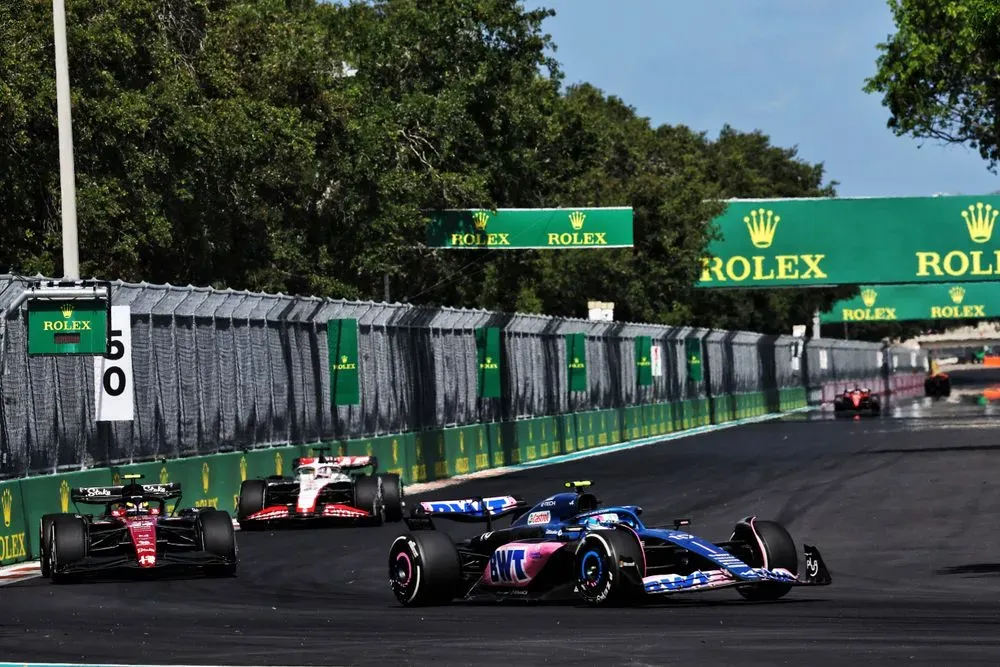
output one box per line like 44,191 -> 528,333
5,367 -> 1000,666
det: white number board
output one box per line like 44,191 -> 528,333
94,305 -> 135,421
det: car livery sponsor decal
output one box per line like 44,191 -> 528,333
420,496 -> 519,516
656,529 -> 753,575
526,511 -> 550,525
484,541 -> 564,587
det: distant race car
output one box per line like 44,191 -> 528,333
833,386 -> 881,415
925,372 -> 951,398
40,474 -> 238,583
237,448 -> 403,529
388,481 -> 831,606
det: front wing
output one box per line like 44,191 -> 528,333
54,550 -> 235,576
242,503 -> 374,523
642,544 -> 831,595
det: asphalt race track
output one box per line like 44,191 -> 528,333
5,368 -> 1000,666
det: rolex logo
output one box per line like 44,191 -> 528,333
60,303 -> 74,318
275,451 -> 283,476
962,202 -> 997,243
569,210 -> 586,231
240,455 -> 248,482
159,466 -> 169,484
861,288 -> 878,308
473,210 -> 489,231
949,286 -> 966,304
341,355 -> 347,363
743,208 -> 780,249
1,488 -> 12,528
201,462 -> 210,494
60,480 -> 70,512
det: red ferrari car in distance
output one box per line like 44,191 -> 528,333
833,386 -> 881,415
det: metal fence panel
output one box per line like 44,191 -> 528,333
0,275 -> 927,478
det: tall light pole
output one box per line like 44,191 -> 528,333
52,0 -> 79,279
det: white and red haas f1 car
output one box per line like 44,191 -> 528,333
236,448 -> 403,530
40,474 -> 238,583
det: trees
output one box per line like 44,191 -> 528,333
864,0 -> 1000,169
0,0 -> 846,334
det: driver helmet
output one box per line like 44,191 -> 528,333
315,466 -> 332,478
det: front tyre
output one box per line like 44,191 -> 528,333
237,480 -> 266,531
735,519 -> 798,601
354,475 -> 383,525
574,528 -> 645,606
388,531 -> 462,606
378,473 -> 404,523
200,510 -> 238,577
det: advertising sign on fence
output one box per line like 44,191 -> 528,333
650,343 -> 663,378
685,338 -> 703,382
94,305 -> 134,422
820,282 -> 1000,323
327,318 -> 361,406
475,327 -> 502,398
565,333 -> 588,392
425,207 -> 634,249
697,195 -> 1000,287
635,336 -> 653,386
28,298 -> 109,356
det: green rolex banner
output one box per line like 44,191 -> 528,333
566,332 -> 588,392
475,327 -> 502,398
685,337 -> 704,382
635,336 -> 653,386
327,318 -> 361,406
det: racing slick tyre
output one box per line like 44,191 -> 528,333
378,473 -> 404,523
39,513 -> 65,578
49,515 -> 87,584
734,520 -> 798,601
200,510 -> 238,577
574,527 -> 645,606
388,531 -> 462,606
354,475 -> 384,525
237,479 -> 267,530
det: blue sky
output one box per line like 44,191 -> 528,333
522,0 -> 999,198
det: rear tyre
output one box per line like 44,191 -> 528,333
49,515 -> 87,584
354,475 -> 383,525
200,510 -> 238,577
735,519 -> 798,601
388,531 -> 462,606
237,480 -> 267,530
378,473 -> 404,523
575,528 -> 646,606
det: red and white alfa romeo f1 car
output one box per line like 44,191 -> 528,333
40,474 -> 238,582
236,448 -> 403,529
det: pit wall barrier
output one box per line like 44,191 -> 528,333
0,388 -> 808,565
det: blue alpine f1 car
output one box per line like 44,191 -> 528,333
388,481 -> 831,606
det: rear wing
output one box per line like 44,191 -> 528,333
292,453 -> 378,472
71,482 -> 182,504
406,495 -> 525,531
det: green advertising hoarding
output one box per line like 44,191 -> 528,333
327,318 -> 361,405
27,298 -> 109,356
820,282 -> 1000,323
565,332 -> 588,392
697,195 -> 1000,287
426,207 -> 634,249
685,338 -> 703,382
475,327 -> 502,398
635,335 -> 653,386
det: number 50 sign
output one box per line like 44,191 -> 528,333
93,305 -> 135,422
